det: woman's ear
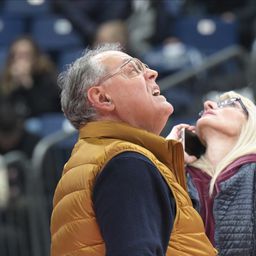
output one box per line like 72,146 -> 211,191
87,86 -> 114,111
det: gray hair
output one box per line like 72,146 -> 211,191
58,43 -> 123,129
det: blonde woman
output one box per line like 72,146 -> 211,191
169,91 -> 256,256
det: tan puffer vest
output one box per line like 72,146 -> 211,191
51,121 -> 217,256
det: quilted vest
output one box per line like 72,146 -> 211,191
214,163 -> 256,256
51,121 -> 217,256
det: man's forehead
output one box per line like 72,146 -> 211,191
95,51 -> 130,63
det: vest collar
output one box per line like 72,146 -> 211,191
79,121 -> 186,189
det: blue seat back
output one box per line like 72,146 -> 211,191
25,113 -> 78,146
58,47 -> 84,71
2,0 -> 51,17
0,15 -> 26,46
173,15 -> 238,55
0,46 -> 7,71
31,15 -> 83,51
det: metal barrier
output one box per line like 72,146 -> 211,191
30,129 -> 78,256
0,152 -> 43,256
158,45 -> 249,92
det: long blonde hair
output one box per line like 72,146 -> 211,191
189,91 -> 256,195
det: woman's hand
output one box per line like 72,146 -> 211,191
166,123 -> 194,141
166,123 -> 197,164
10,59 -> 33,88
184,152 -> 197,164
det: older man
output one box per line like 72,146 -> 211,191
50,43 -> 217,256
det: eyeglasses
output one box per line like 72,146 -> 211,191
98,58 -> 149,85
199,97 -> 249,117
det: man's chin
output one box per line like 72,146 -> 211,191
165,103 -> 174,116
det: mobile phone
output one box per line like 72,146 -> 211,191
184,129 -> 206,158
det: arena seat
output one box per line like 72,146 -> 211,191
172,15 -> 238,55
0,15 -> 26,47
31,15 -> 83,52
2,0 -> 51,17
57,47 -> 84,71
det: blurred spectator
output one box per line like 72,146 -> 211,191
127,0 -> 173,56
126,0 -> 195,57
52,0 -> 132,46
0,98 -> 40,159
93,19 -> 130,49
0,35 -> 61,118
126,0 -> 206,80
0,98 -> 41,201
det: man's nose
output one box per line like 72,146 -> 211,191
144,68 -> 158,81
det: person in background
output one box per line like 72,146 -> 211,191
0,35 -> 61,118
0,98 -> 40,159
0,98 -> 41,202
50,43 -> 217,256
169,90 -> 256,256
52,0 -> 131,46
93,19 -> 132,54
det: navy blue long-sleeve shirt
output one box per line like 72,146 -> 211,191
93,152 -> 176,256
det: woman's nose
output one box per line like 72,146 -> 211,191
199,100 -> 217,116
203,100 -> 216,110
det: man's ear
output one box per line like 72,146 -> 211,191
87,86 -> 114,111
